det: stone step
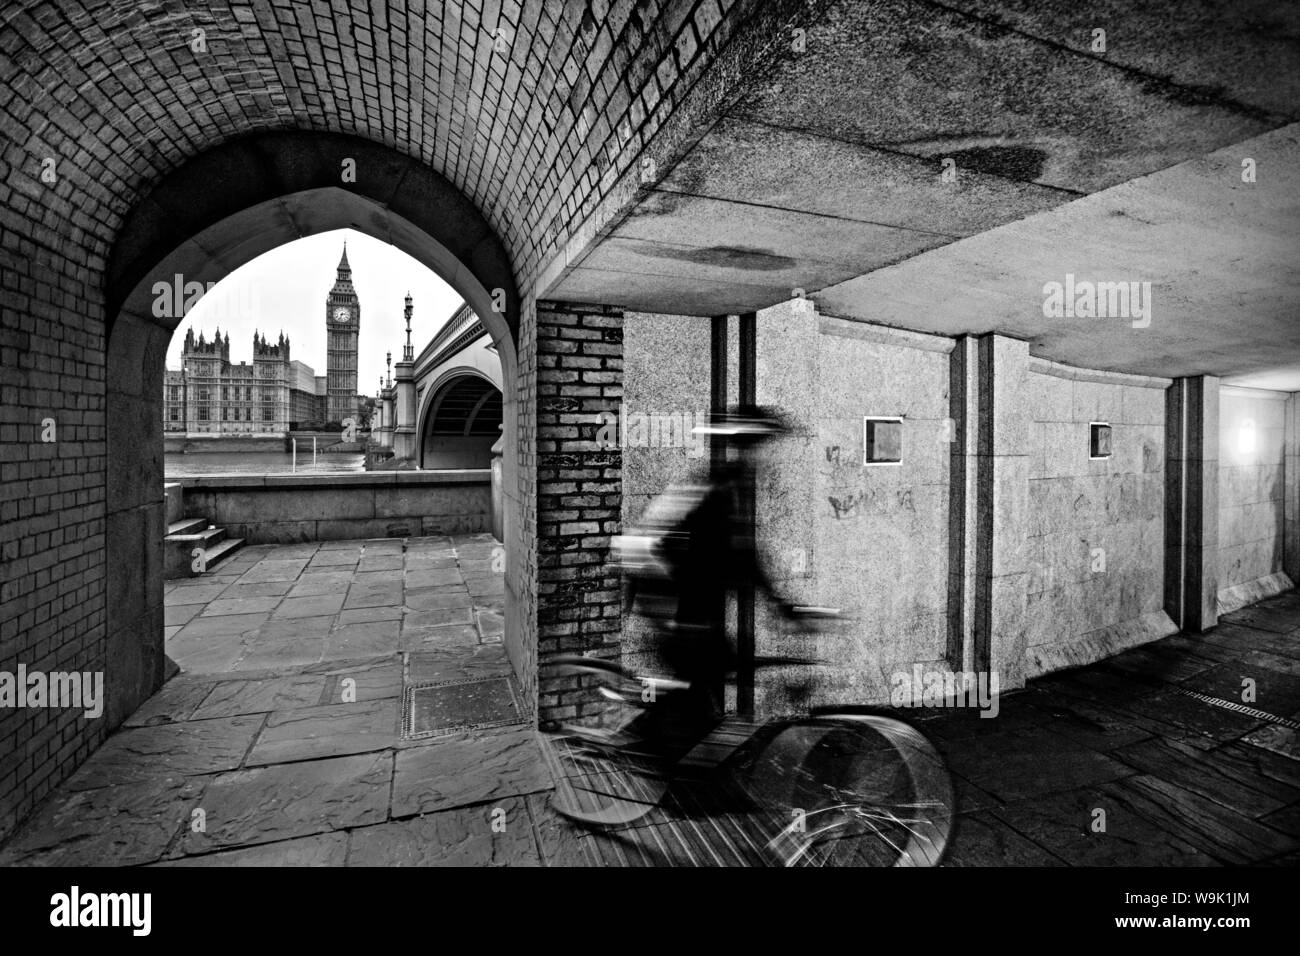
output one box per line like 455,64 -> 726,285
165,525 -> 226,548
203,537 -> 244,570
167,517 -> 207,536
164,520 -> 239,578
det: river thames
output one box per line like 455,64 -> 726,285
163,451 -> 367,477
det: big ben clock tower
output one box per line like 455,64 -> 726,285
325,243 -> 360,424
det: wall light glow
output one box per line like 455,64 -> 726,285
1238,418 -> 1257,456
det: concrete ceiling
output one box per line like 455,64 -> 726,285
545,0 -> 1300,388
816,124 -> 1300,386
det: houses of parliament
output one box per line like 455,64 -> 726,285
164,246 -> 363,436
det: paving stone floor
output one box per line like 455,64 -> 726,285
926,589 -> 1300,867
0,534 -> 584,867
1,536 -> 1296,866
564,590 -> 1300,866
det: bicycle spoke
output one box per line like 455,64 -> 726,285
743,716 -> 953,867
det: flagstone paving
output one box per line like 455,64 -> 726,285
0,534 -> 575,867
561,592 -> 1298,867
0,533 -> 1296,866
928,589 -> 1300,867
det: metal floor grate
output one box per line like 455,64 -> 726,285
1176,688 -> 1300,730
402,675 -> 525,740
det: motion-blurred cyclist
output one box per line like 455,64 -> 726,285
612,405 -> 806,761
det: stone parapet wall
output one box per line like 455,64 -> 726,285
178,472 -> 491,543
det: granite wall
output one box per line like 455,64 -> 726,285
623,304 -> 955,714
617,303 -> 1282,717
1287,393 -> 1300,586
1217,387 -> 1290,611
1024,362 -> 1174,675
755,307 -> 955,713
620,311 -> 715,676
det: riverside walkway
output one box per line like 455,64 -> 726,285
0,537 -> 1295,866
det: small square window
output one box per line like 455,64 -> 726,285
864,417 -> 903,465
1090,422 -> 1112,459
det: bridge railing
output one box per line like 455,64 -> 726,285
413,301 -> 479,371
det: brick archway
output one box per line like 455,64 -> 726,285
0,0 -> 787,838
104,133 -> 522,731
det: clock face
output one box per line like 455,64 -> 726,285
333,307 -> 351,323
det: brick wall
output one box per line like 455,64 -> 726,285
535,302 -> 624,727
0,225 -> 112,840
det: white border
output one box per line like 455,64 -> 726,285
863,416 -> 904,466
1088,421 -> 1112,460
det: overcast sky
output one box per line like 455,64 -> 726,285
164,228 -> 465,395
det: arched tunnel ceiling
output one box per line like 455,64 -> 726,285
1,0 -> 798,292
547,0 -> 1300,387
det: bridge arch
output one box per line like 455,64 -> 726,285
418,369 -> 504,470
